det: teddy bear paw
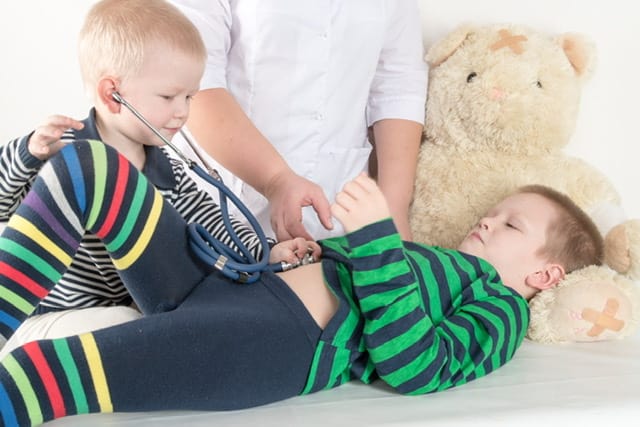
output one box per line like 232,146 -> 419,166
604,219 -> 640,279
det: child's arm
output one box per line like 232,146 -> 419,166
168,163 -> 268,259
0,136 -> 34,219
332,174 -> 529,394
27,115 -> 84,160
0,116 -> 83,219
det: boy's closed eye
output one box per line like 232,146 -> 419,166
506,217 -> 526,231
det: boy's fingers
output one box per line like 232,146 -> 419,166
334,192 -> 356,211
330,202 -> 347,219
308,242 -> 322,258
355,173 -> 378,192
47,115 -> 84,130
341,180 -> 366,200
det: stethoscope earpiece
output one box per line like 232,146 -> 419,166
111,91 -> 124,104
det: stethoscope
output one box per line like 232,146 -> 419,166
111,91 -> 312,283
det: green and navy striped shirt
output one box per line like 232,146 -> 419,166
304,219 -> 529,395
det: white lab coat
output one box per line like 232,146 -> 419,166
171,0 -> 428,239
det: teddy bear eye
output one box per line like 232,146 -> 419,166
536,80 -> 543,88
466,72 -> 478,83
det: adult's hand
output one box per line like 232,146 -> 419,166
265,169 -> 333,241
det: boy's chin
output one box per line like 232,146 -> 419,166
457,239 -> 479,256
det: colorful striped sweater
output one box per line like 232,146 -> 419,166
0,110 -> 270,313
305,219 -> 530,394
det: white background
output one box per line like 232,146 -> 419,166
1,0 -> 638,219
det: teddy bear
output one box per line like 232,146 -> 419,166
409,23 -> 640,343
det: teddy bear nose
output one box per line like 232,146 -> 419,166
489,86 -> 506,100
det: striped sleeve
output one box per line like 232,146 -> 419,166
346,219 -> 529,394
0,136 -> 45,219
167,158 -> 271,261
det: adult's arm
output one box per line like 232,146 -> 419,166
371,118 -> 423,240
170,0 -> 332,241
367,0 -> 428,241
187,89 -> 333,241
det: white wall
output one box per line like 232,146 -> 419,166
1,1 -> 94,132
1,0 -> 638,220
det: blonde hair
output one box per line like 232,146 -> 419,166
78,0 -> 206,96
516,185 -> 604,273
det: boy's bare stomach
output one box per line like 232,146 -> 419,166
276,262 -> 338,329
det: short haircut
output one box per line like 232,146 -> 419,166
516,185 -> 604,273
78,0 -> 206,96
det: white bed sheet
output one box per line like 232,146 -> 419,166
45,333 -> 640,427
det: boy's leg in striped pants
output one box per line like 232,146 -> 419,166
0,140 -> 206,425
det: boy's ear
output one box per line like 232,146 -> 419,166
525,264 -> 565,291
97,77 -> 121,113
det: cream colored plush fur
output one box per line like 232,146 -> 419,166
410,23 -> 640,343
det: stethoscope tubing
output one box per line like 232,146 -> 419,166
188,162 -> 274,283
111,91 -> 280,283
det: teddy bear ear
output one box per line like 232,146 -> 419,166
425,24 -> 475,67
556,32 -> 597,80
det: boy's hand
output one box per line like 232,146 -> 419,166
331,173 -> 391,233
269,237 -> 321,266
28,115 -> 84,160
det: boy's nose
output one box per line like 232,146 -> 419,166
175,107 -> 188,120
174,101 -> 190,119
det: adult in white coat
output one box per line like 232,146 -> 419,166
171,0 -> 428,240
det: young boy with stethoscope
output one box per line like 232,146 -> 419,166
0,0 -> 319,357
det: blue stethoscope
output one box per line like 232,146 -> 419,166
111,92 -> 312,283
